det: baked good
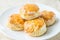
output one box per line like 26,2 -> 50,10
24,18 -> 47,36
41,10 -> 56,26
19,4 -> 40,20
7,14 -> 25,31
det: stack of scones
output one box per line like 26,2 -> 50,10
7,4 -> 56,37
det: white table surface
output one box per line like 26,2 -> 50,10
0,0 -> 60,40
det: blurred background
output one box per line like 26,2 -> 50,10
0,0 -> 60,40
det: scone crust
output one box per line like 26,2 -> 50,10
41,10 -> 56,26
24,18 -> 47,36
19,4 -> 40,20
8,14 -> 25,30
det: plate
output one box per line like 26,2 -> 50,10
0,3 -> 60,40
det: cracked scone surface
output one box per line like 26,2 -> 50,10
24,18 -> 47,36
41,10 -> 56,26
7,14 -> 25,31
19,4 -> 40,20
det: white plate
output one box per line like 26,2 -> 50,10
0,3 -> 60,40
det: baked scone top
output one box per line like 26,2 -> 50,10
23,4 -> 39,12
9,14 -> 24,24
24,18 -> 45,33
41,10 -> 55,20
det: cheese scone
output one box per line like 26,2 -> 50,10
7,14 -> 25,31
19,4 -> 40,20
41,10 -> 56,26
24,18 -> 47,37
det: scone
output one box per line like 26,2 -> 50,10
19,4 -> 40,20
41,10 -> 56,26
7,14 -> 25,31
24,18 -> 47,37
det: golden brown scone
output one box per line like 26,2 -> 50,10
19,4 -> 40,20
7,14 -> 25,31
41,10 -> 56,26
24,18 -> 47,37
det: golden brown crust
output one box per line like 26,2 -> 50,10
24,4 -> 39,12
19,4 -> 40,20
24,18 -> 45,33
9,14 -> 25,24
41,10 -> 55,21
